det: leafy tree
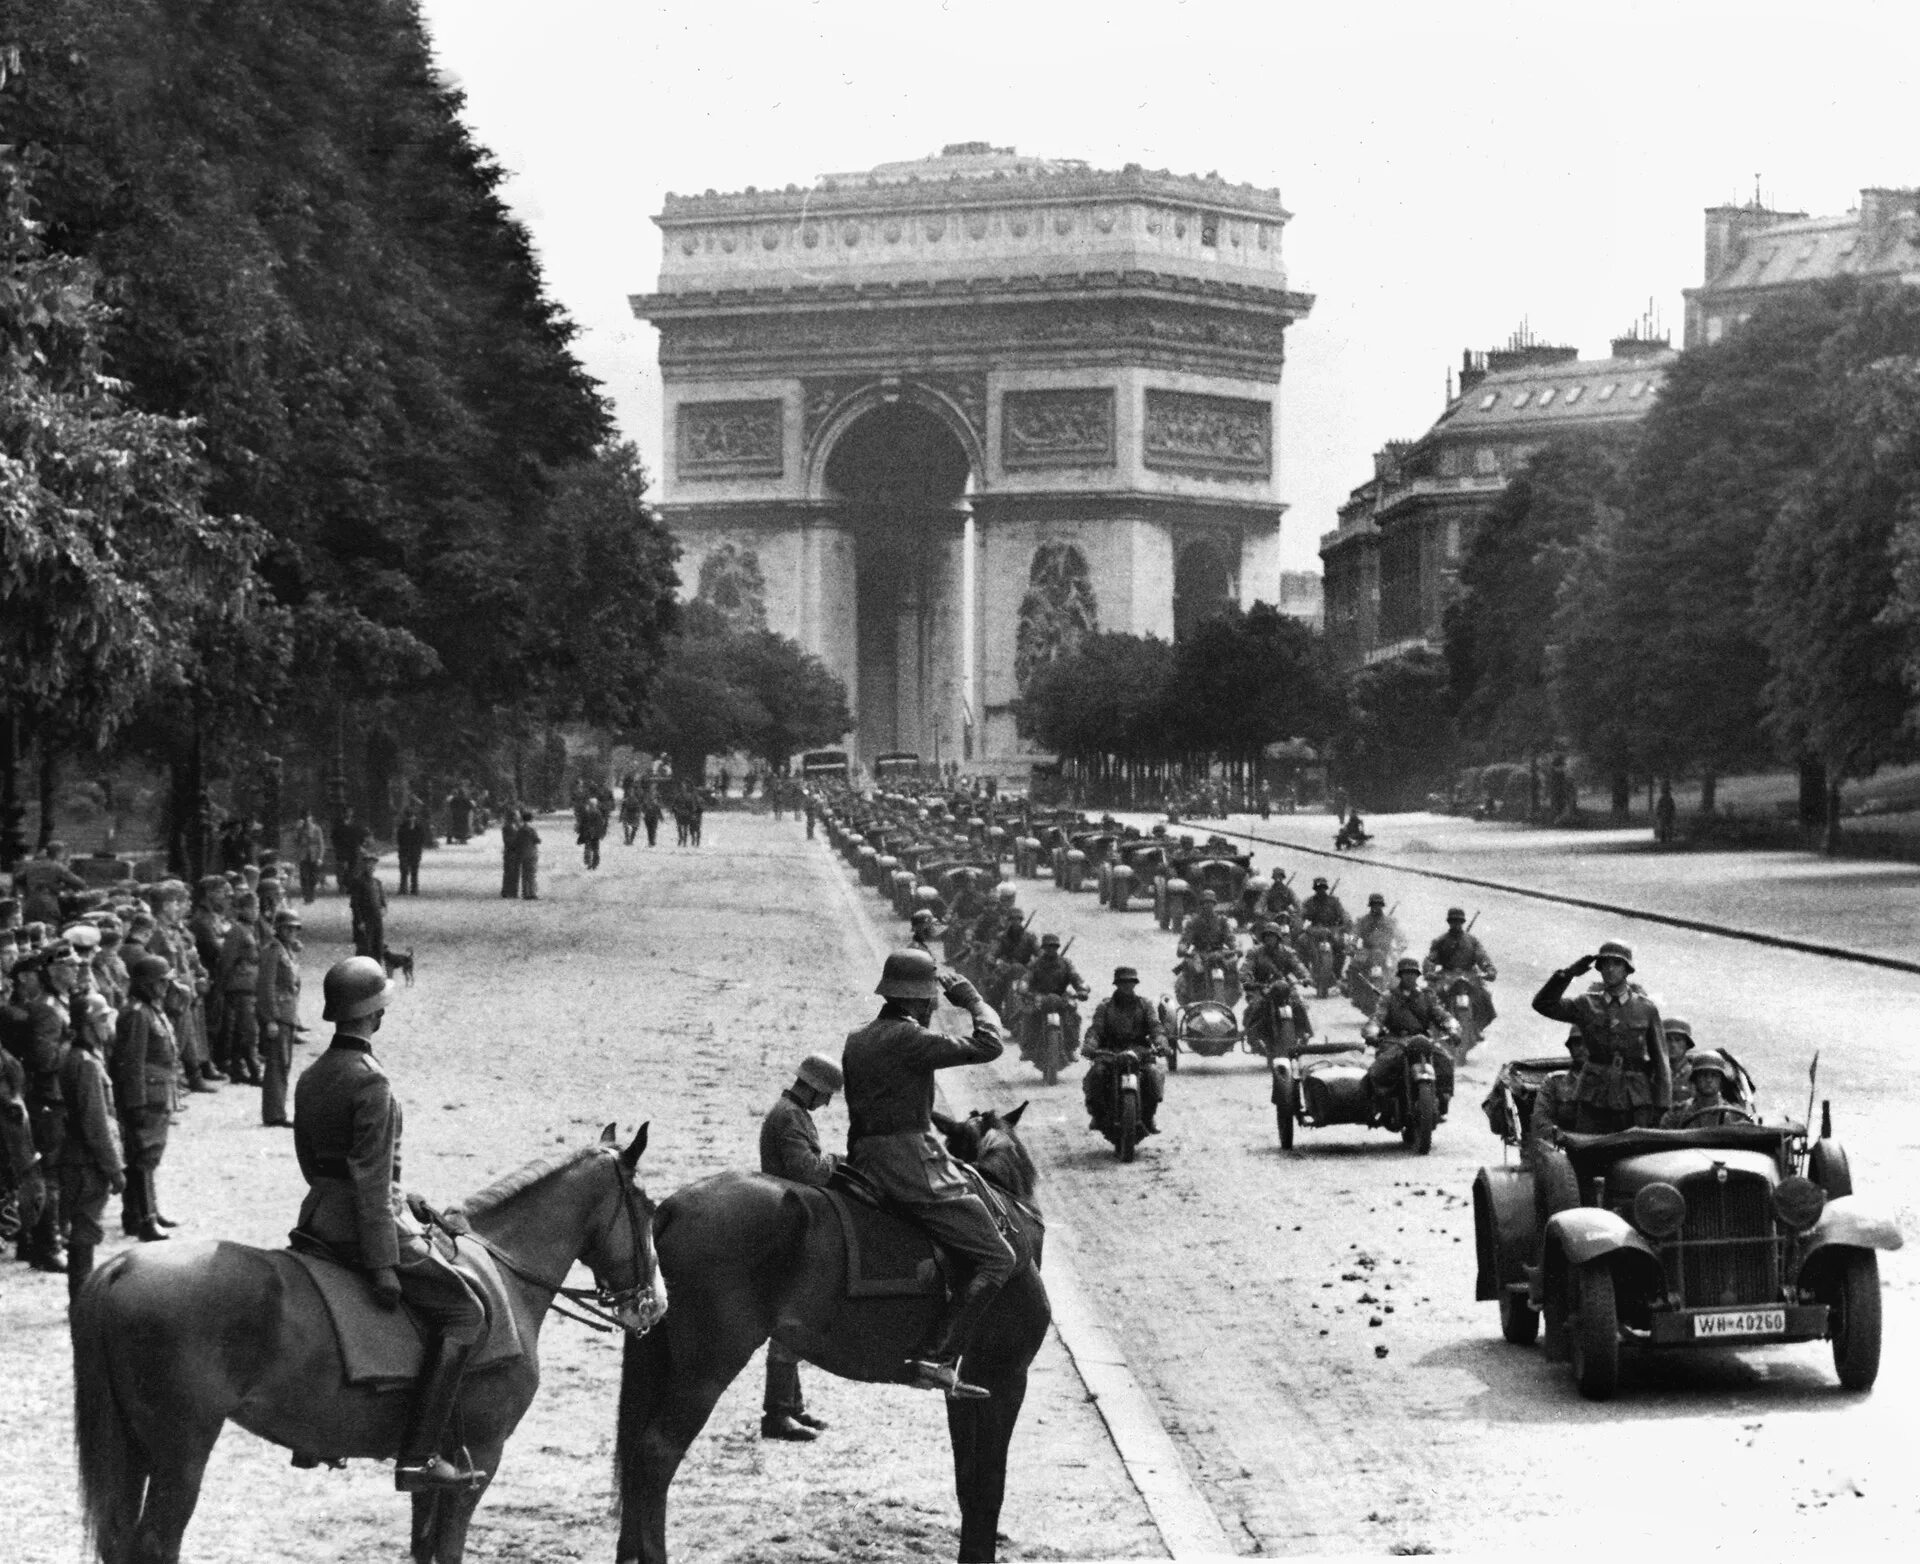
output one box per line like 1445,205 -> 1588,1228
1161,603 -> 1342,760
1446,439 -> 1631,759
1548,508 -> 1642,801
731,631 -> 853,771
1326,648 -> 1454,810
1755,288 -> 1920,845
1020,633 -> 1177,768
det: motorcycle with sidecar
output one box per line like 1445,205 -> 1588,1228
1270,1026 -> 1454,1153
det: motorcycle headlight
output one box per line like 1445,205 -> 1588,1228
1772,1175 -> 1826,1231
1631,1181 -> 1687,1239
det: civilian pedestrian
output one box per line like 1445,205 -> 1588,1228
518,811 -> 541,900
396,807 -> 426,896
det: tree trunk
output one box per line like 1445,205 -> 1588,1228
1610,772 -> 1631,819
0,711 -> 26,872
1699,770 -> 1717,815
365,730 -> 399,840
1797,755 -> 1826,830
36,744 -> 56,850
1822,779 -> 1843,856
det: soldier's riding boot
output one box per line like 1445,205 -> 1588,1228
67,1241 -> 95,1303
394,1340 -> 486,1492
906,1274 -> 1000,1400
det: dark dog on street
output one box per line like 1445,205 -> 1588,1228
381,945 -> 415,985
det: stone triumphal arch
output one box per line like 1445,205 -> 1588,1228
632,144 -> 1314,770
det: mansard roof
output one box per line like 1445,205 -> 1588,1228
1436,348 -> 1679,438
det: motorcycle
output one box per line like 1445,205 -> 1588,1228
1242,978 -> 1303,1060
1300,926 -> 1344,998
1270,1023 -> 1456,1154
1429,966 -> 1496,1055
1176,946 -> 1242,1010
1367,1026 -> 1456,1154
1345,950 -> 1393,1017
1087,1042 -> 1160,1163
1018,990 -> 1083,1087
1334,819 -> 1372,851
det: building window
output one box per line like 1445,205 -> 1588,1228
1446,519 -> 1463,560
1563,385 -> 1583,404
1537,387 -> 1556,407
1629,381 -> 1647,398
1473,446 -> 1498,475
1598,383 -> 1617,401
1706,316 -> 1726,345
1511,390 -> 1531,409
1479,392 -> 1498,410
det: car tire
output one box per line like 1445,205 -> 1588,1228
1499,1289 -> 1541,1347
1831,1251 -> 1883,1391
1569,1263 -> 1621,1401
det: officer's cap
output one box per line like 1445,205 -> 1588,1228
60,923 -> 102,953
1113,966 -> 1140,985
1368,893 -> 1385,906
273,908 -> 304,929
196,874 -> 228,896
129,954 -> 173,985
796,1054 -> 843,1094
1041,933 -> 1061,948
41,939 -> 79,966
1397,956 -> 1422,975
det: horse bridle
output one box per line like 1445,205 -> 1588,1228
467,1148 -> 663,1336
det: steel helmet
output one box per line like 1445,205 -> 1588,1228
1663,1016 -> 1693,1040
995,883 -> 1017,903
1040,932 -> 1061,948
1594,939 -> 1635,972
1397,956 -> 1422,975
322,955 -> 395,1022
875,949 -> 941,1000
1199,889 -> 1218,904
1368,893 -> 1385,907
1685,1050 -> 1730,1080
1313,877 -> 1329,891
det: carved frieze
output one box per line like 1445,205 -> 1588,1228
1001,389 -> 1115,469
1143,389 -> 1271,479
801,374 -> 987,455
676,399 -> 785,479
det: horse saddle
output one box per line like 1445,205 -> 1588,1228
822,1165 -> 949,1300
275,1234 -> 524,1389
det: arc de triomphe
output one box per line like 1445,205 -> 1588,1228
631,144 -> 1313,771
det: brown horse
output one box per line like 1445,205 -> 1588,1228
613,1105 -> 1048,1564
72,1124 -> 665,1564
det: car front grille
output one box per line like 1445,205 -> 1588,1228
1670,1173 -> 1780,1308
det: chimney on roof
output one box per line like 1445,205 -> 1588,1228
1611,331 -> 1671,360
1485,343 -> 1578,373
1859,187 -> 1920,250
1702,197 -> 1800,284
1459,349 -> 1488,396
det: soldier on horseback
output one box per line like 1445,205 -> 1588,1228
841,949 -> 1014,1401
293,956 -> 488,1491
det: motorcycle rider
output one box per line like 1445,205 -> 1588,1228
1661,1051 -> 1751,1128
1354,893 -> 1403,962
1257,870 -> 1301,930
1424,907 -> 1497,1029
1530,940 -> 1671,1132
1082,967 -> 1169,1137
1298,877 -> 1351,980
1335,810 -> 1371,849
908,908 -> 940,956
841,950 -> 1011,1400
1364,957 -> 1457,1112
1175,890 -> 1238,1006
1240,923 -> 1313,1048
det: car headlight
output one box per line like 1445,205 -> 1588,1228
1632,1181 -> 1687,1239
1772,1175 -> 1826,1231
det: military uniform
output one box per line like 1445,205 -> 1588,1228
15,985 -> 71,1264
1240,941 -> 1311,1044
350,865 -> 387,959
841,993 -> 1015,1382
256,928 -> 302,1126
759,1085 -> 837,1427
1298,891 -> 1351,979
1367,984 -> 1456,1102
1426,927 -> 1494,976
111,995 -> 177,1236
216,918 -> 264,1084
1525,1070 -> 1579,1166
1082,992 -> 1168,1129
1354,910 -> 1403,960
54,1036 -> 123,1291
291,1036 -> 484,1341
1531,968 -> 1669,1131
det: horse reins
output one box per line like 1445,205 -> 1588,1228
461,1149 -> 659,1336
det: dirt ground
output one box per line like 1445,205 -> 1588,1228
0,813 -> 1162,1564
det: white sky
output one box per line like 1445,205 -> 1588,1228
418,0 -> 1920,573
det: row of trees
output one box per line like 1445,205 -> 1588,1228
1446,279 -> 1920,841
1,2 -> 848,866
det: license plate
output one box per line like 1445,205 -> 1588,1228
1693,1308 -> 1786,1338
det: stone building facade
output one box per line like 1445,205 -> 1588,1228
1684,186 -> 1920,349
631,144 -> 1313,770
1322,334 -> 1675,671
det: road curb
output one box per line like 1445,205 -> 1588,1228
820,846 -> 1235,1561
1181,818 -> 1920,978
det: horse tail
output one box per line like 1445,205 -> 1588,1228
71,1264 -> 146,1561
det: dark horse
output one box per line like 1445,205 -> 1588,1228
72,1124 -> 665,1564
613,1105 -> 1047,1564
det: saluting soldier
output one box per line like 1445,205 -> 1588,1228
758,1054 -> 843,1441
1531,940 -> 1670,1132
293,957 -> 487,1491
841,951 -> 1011,1399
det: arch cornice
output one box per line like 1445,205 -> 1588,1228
804,376 -> 987,501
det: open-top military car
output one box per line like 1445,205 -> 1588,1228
1098,840 -> 1170,911
1473,1106 -> 1901,1399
